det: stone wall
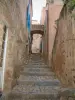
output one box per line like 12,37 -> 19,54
48,3 -> 63,66
0,24 -> 4,67
52,1 -> 75,87
42,9 -> 49,64
0,0 -> 28,93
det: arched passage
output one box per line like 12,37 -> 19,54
30,30 -> 44,54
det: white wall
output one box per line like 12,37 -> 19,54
32,34 -> 42,53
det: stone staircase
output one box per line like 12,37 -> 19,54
1,54 -> 75,100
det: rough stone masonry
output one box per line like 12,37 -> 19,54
0,0 -> 28,93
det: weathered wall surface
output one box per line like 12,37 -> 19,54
40,7 -> 46,25
42,9 -> 49,64
0,0 -> 28,93
32,20 -> 39,24
52,1 -> 75,87
32,34 -> 42,53
0,24 -> 4,67
48,3 -> 63,66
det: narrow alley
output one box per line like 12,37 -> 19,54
7,54 -> 61,100
0,0 -> 75,100
3,54 -> 75,100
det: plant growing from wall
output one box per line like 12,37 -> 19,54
68,0 -> 75,11
72,13 -> 75,19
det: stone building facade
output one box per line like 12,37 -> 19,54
41,0 -> 75,88
47,1 -> 63,66
46,0 -> 63,4
32,20 -> 39,24
41,0 -> 63,65
52,1 -> 75,87
40,7 -> 46,25
0,0 -> 32,93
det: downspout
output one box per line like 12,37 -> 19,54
2,28 -> 8,90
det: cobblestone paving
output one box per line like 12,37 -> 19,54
1,54 -> 75,100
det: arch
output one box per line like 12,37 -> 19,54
29,24 -> 44,54
29,29 -> 44,54
31,30 -> 44,37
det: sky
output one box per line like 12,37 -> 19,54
32,0 -> 46,23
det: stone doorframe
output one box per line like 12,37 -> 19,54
30,30 -> 44,54
0,22 -> 8,91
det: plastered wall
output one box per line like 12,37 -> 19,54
52,2 -> 75,87
0,0 -> 29,93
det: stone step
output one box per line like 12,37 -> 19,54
30,61 -> 45,63
8,88 -> 75,100
8,93 -> 59,100
25,63 -> 47,66
18,75 -> 56,81
17,80 -> 61,86
5,54 -> 63,100
23,68 -> 52,72
13,84 -> 61,92
29,59 -> 44,62
29,61 -> 45,64
21,71 -> 55,76
8,98 -> 59,100
8,85 -> 60,100
24,64 -> 49,68
28,57 -> 43,59
1,88 -> 75,100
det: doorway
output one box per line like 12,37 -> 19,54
31,34 -> 42,53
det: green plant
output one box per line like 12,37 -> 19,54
72,13 -> 75,17
68,0 -> 75,10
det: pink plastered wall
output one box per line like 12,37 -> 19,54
48,3 -> 63,65
40,7 -> 46,25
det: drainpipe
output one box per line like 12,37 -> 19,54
2,28 -> 8,91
